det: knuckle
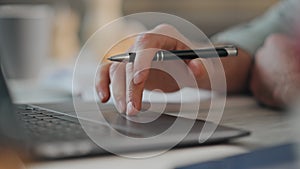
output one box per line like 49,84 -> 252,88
154,24 -> 175,31
133,33 -> 155,51
153,24 -> 181,38
137,24 -> 176,42
137,33 -> 154,44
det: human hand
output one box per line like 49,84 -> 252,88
96,24 -> 209,115
250,34 -> 300,108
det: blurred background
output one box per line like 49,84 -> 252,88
0,0 -> 279,103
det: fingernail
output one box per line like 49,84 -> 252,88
133,72 -> 143,85
98,92 -> 104,101
116,100 -> 125,113
126,102 -> 138,116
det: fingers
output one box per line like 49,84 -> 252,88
96,62 -> 111,102
97,62 -> 127,113
126,25 -> 191,115
186,58 -> 211,89
187,58 -> 206,78
133,24 -> 190,85
128,47 -> 153,116
99,24 -> 194,115
126,35 -> 165,115
126,63 -> 144,115
110,62 -> 127,113
132,38 -> 158,85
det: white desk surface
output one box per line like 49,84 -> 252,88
24,96 -> 292,169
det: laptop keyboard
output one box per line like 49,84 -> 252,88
16,105 -> 144,143
16,105 -> 92,142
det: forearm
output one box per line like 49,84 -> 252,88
211,0 -> 297,56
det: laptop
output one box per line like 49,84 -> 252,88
0,65 -> 250,160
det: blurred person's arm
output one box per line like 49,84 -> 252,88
211,0 -> 300,108
211,0 -> 299,56
250,34 -> 300,108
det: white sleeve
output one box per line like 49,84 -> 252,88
211,0 -> 299,56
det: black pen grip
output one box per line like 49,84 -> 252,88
153,48 -> 228,61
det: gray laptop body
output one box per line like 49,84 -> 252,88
0,66 -> 250,160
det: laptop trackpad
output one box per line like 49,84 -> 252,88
33,102 -> 181,137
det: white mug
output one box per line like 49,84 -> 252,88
0,5 -> 53,79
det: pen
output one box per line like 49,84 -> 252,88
107,45 -> 238,62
